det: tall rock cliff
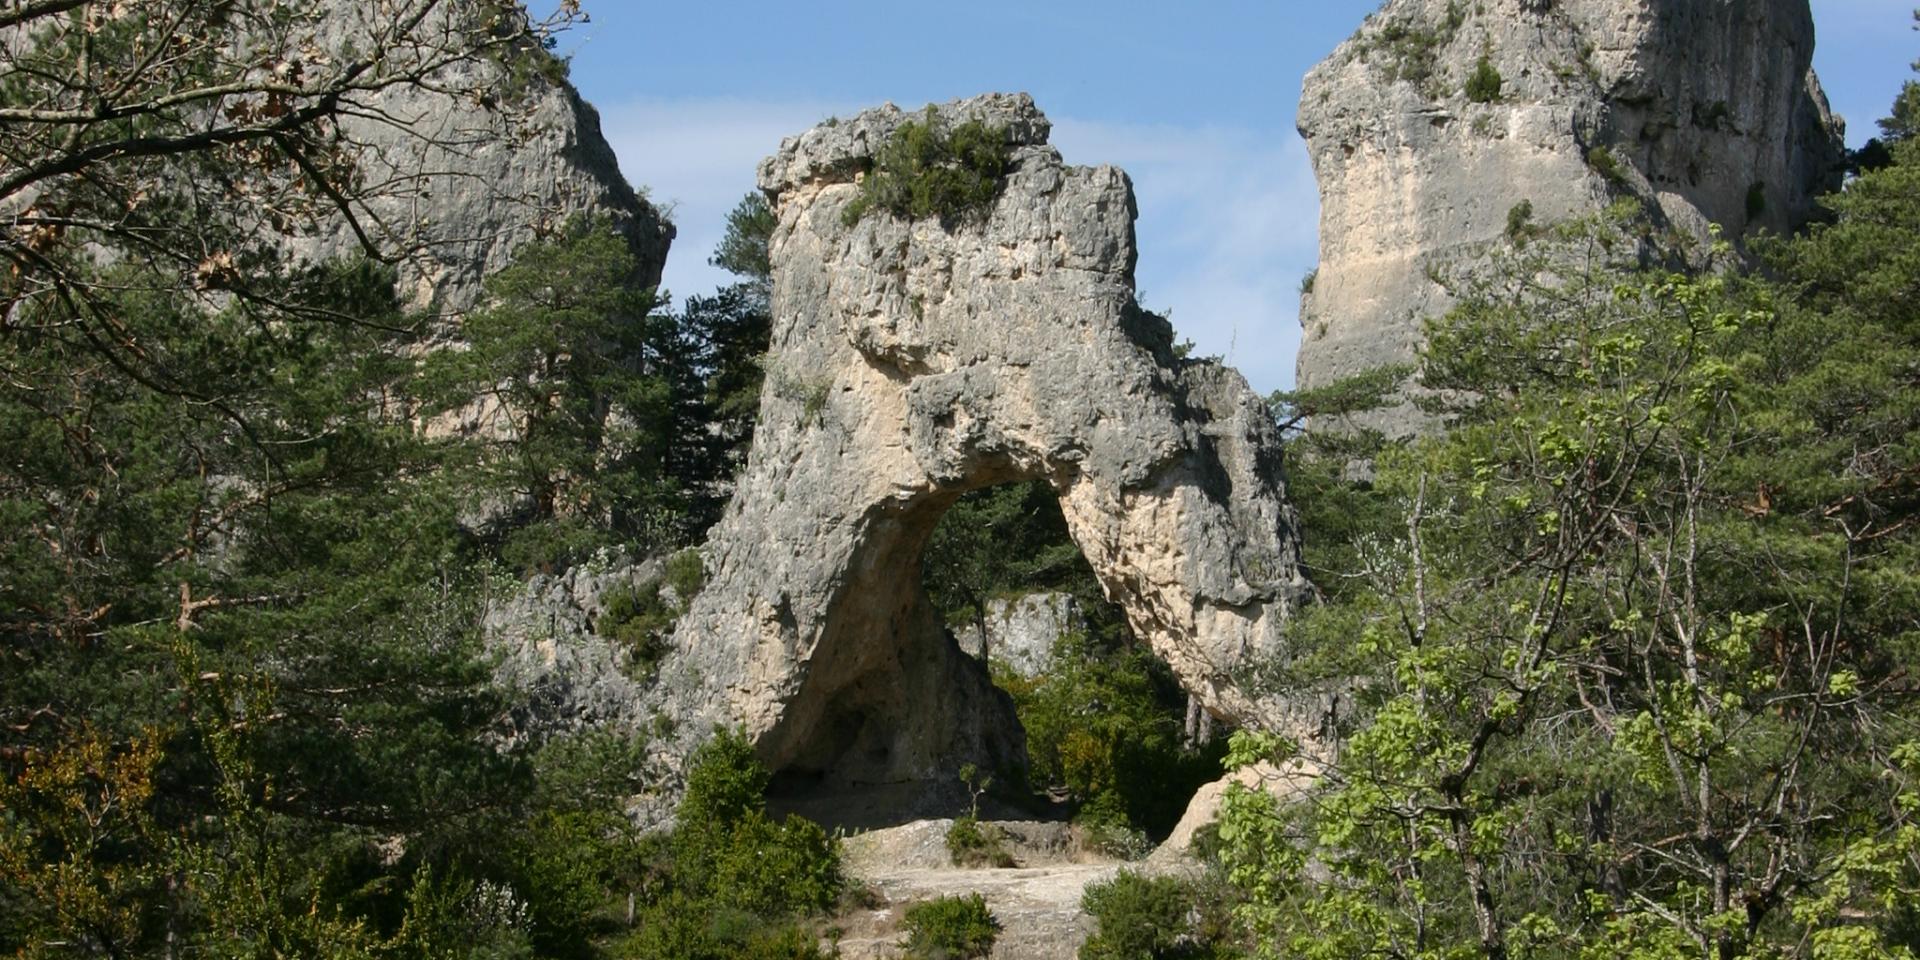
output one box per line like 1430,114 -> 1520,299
296,8 -> 673,310
1296,0 -> 1845,433
660,95 -> 1312,811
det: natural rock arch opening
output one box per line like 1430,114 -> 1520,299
760,475 -> 1229,835
661,94 -> 1312,822
756,475 -> 1038,826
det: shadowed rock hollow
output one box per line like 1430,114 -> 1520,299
666,94 -> 1311,811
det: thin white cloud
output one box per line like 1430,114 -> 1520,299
599,96 -> 856,301
1054,119 -> 1317,393
600,98 -> 1319,393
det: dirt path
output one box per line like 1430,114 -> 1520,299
830,820 -> 1128,960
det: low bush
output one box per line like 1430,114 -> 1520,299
1505,198 -> 1536,244
1080,869 -> 1243,960
663,548 -> 706,600
945,814 -> 1015,869
1587,145 -> 1627,184
901,894 -> 1000,960
1465,54 -> 1503,102
619,729 -> 845,960
597,580 -> 675,681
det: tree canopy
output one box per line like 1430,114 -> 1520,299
1215,89 -> 1920,960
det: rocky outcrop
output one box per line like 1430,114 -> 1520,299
953,592 -> 1084,678
661,94 -> 1312,806
290,8 -> 672,311
1296,0 -> 1846,433
483,556 -> 665,745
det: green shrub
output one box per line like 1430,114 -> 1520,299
1080,870 -> 1192,960
1587,145 -> 1627,184
1505,199 -> 1536,244
945,815 -> 1015,869
842,109 -> 1011,227
679,727 -> 771,833
621,897 -> 834,960
621,728 -> 844,957
1298,269 -> 1317,296
734,925 -> 838,960
596,550 -> 704,682
1357,1 -> 1465,97
664,548 -> 707,601
597,579 -> 676,681
1465,54 -> 1503,102
714,811 -> 845,917
1081,869 -> 1242,959
901,894 -> 1000,960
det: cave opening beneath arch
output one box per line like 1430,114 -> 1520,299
764,478 -> 1229,838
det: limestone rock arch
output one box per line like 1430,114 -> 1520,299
667,94 -> 1311,797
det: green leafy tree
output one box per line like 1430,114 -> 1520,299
1221,157 -> 1920,958
425,216 -> 684,569
710,192 -> 776,292
0,1 -> 583,405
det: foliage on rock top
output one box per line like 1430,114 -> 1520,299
841,110 -> 1012,227
1353,1 -> 1468,98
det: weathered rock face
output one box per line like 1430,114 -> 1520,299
666,94 -> 1311,801
483,557 -> 667,746
1297,0 -> 1845,433
293,8 -> 672,310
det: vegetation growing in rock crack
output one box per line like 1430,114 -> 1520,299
1354,1 -> 1467,98
1465,54 -> 1503,102
841,109 -> 1013,227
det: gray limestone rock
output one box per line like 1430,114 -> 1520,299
268,7 -> 672,312
953,592 -> 1083,679
1296,0 -> 1845,435
660,94 -> 1313,809
483,556 -> 662,744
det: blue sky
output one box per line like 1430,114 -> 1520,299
558,1 -> 1916,393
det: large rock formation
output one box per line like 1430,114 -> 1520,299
1296,0 -> 1846,432
664,94 -> 1311,805
296,8 -> 672,309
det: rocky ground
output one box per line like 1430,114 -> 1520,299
829,818 -> 1134,960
